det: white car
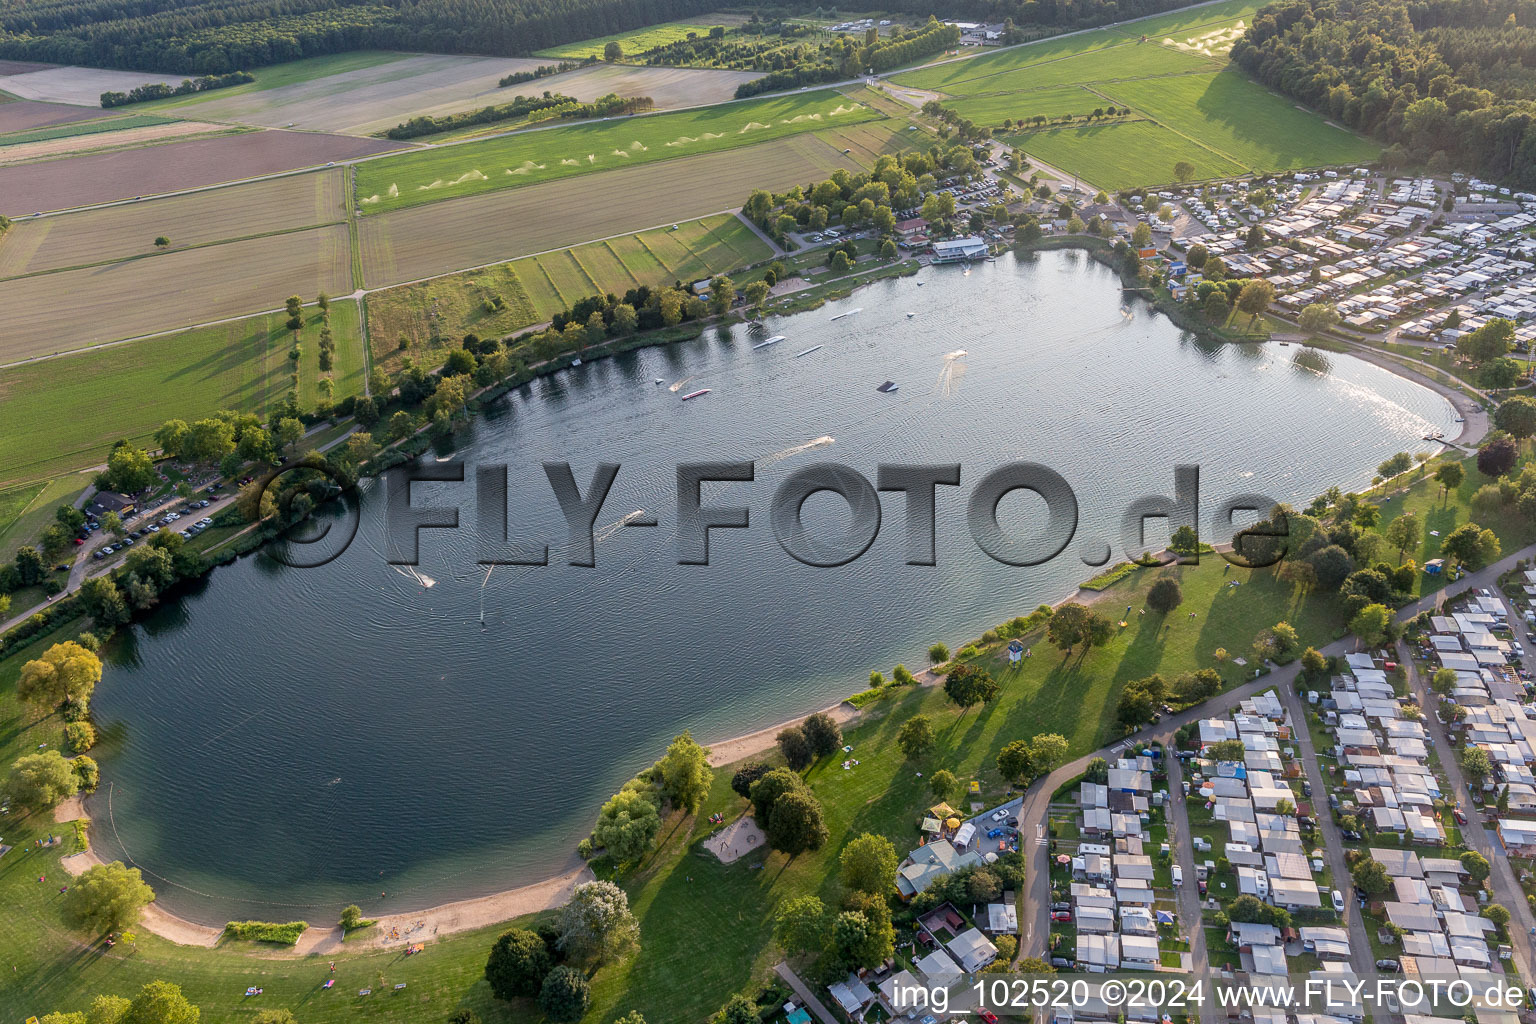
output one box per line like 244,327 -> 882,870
991,808 -> 1009,822
1331,889 -> 1345,912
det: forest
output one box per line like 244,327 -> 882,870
0,0 -> 1213,75
1233,0 -> 1536,185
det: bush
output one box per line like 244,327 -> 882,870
223,920 -> 309,945
65,721 -> 96,753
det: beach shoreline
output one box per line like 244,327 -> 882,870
60,248 -> 1478,946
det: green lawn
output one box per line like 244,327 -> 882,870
940,85 -> 1108,127
2,544 -> 1359,1023
1010,119 -> 1247,190
353,90 -> 883,213
939,40 -> 1218,97
0,473 -> 92,556
1101,71 -> 1378,173
534,20 -> 732,60
0,304 -> 364,487
1365,449 -> 1536,597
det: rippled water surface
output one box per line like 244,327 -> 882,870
89,250 -> 1457,921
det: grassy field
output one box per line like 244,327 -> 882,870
0,304 -> 363,486
0,225 -> 352,358
1101,71 -> 1378,173
366,214 -> 769,373
940,39 -> 1218,97
0,113 -> 175,147
0,547 -> 1351,1023
940,84 -> 1109,125
533,18 -> 735,59
1010,118 -> 1247,190
353,89 -> 881,213
888,0 -> 1369,189
357,124 -> 918,288
0,169 -> 345,278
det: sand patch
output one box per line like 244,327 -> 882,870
703,816 -> 767,864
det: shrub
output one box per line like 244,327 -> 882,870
65,721 -> 96,753
223,920 -> 309,945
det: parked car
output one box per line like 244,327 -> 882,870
1050,902 -> 1070,913
1453,808 -> 1467,825
1050,958 -> 1073,969
1342,829 -> 1364,841
1051,911 -> 1072,923
979,1011 -> 999,1024
1376,959 -> 1400,972
1331,889 -> 1345,912
1301,781 -> 1312,797
991,808 -> 1010,821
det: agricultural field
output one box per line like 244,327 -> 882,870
353,89 -> 881,213
174,53 -> 760,135
0,304 -> 363,485
367,213 -> 770,367
0,224 -> 352,357
0,168 -> 345,277
533,17 -> 741,59
0,98 -> 116,134
358,124 -> 913,287
0,121 -> 236,167
0,129 -> 403,215
1010,119 -> 1247,190
1100,71 -> 1378,173
0,64 -> 186,106
0,474 -> 93,553
0,112 -> 173,146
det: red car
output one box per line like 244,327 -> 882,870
980,1012 -> 1000,1024
1051,911 -> 1072,922
1453,808 -> 1467,825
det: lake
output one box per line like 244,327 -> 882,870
88,249 -> 1457,922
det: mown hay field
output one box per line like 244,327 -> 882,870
0,168 -> 345,277
0,303 -> 362,485
366,214 -> 768,374
0,224 -> 352,358
357,128 -> 889,287
353,89 -> 882,213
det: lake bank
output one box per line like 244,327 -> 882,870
71,247 -> 1459,926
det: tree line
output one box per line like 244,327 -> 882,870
1233,0 -> 1536,185
0,0 -> 725,74
384,91 -> 650,139
99,69 -> 252,107
499,59 -> 584,87
735,18 -> 959,97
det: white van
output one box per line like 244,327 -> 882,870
1172,865 -> 1184,886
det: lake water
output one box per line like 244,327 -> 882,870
89,250 -> 1457,923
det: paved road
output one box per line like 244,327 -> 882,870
1019,541 -> 1536,969
1159,745 -> 1217,1024
1275,676 -> 1375,974
1401,642 -> 1536,978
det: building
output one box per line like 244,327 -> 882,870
947,927 -> 999,972
931,237 -> 989,263
896,217 -> 929,245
